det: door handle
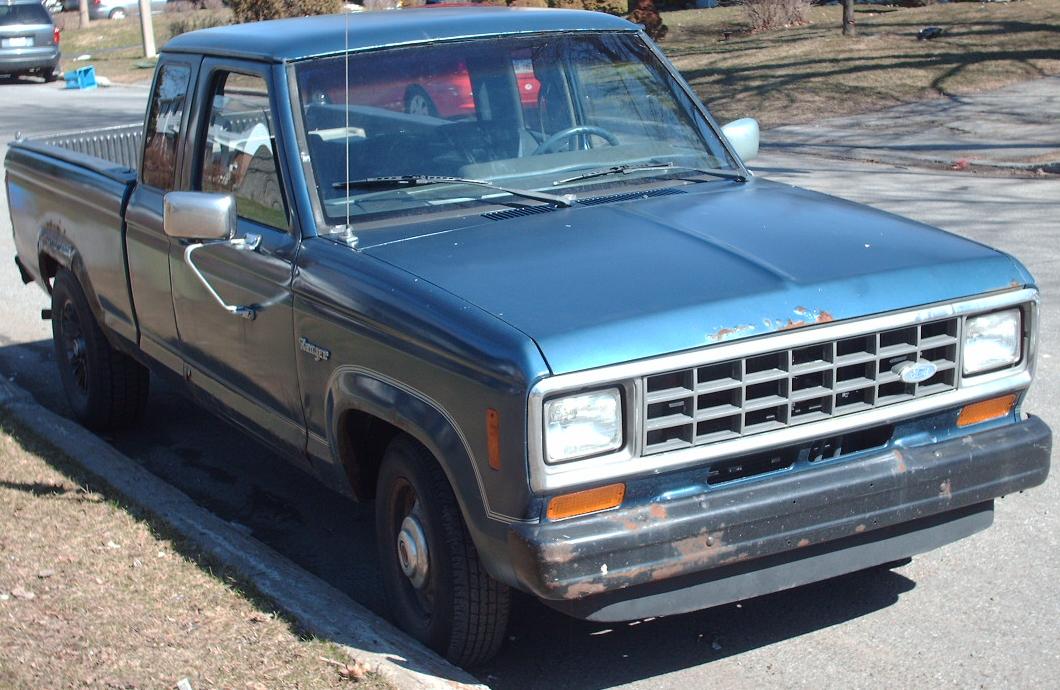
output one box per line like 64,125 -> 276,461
183,233 -> 262,320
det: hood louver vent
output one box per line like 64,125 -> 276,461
578,187 -> 687,207
482,187 -> 688,220
482,205 -> 558,221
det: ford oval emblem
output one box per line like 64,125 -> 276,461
894,359 -> 938,384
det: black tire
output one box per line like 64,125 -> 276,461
51,269 -> 149,431
404,86 -> 438,118
43,68 -> 59,83
108,7 -> 126,19
376,435 -> 509,667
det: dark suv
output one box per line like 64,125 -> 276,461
0,0 -> 60,82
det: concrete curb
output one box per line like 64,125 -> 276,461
0,377 -> 488,690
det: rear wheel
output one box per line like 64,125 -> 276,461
51,269 -> 149,430
375,435 -> 510,666
108,7 -> 126,19
42,68 -> 58,83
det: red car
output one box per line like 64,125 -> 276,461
319,48 -> 540,119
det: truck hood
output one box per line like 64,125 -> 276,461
364,179 -> 1032,375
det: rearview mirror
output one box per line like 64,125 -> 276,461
163,191 -> 236,241
721,118 -> 760,163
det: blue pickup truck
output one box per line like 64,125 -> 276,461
4,7 -> 1050,666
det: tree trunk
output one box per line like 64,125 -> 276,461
138,0 -> 156,58
842,0 -> 856,37
77,0 -> 89,28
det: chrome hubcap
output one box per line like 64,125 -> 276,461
396,513 -> 429,589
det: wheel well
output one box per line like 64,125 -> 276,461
38,252 -> 59,292
337,410 -> 402,501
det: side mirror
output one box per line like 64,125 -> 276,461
721,118 -> 760,163
163,191 -> 236,241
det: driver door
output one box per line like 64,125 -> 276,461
168,60 -> 307,465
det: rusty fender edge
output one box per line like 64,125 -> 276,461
508,416 -> 1051,608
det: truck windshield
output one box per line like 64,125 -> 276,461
294,32 -> 738,225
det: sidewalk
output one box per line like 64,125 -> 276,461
763,77 -> 1060,173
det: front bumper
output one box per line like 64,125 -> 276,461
509,416 -> 1051,615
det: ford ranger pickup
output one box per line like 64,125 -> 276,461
4,7 -> 1050,666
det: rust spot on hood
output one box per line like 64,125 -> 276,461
649,504 -> 668,520
816,311 -> 834,323
779,319 -> 805,331
797,538 -> 812,548
854,523 -> 867,533
710,324 -> 755,342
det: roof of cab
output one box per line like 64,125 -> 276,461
162,7 -> 638,63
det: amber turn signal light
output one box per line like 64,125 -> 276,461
547,483 -> 625,521
957,394 -> 1017,427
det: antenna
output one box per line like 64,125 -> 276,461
344,9 -> 351,239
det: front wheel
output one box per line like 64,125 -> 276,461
108,7 -> 126,19
404,86 -> 438,118
375,436 -> 510,666
51,269 -> 149,430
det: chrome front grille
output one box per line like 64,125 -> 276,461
642,317 -> 961,455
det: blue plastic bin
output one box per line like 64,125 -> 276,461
65,65 -> 97,90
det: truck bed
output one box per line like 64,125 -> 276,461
11,122 -> 142,182
5,122 -> 143,345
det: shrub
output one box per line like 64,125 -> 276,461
510,0 -> 549,6
230,0 -> 341,23
166,9 -> 233,37
581,0 -> 629,13
628,0 -> 666,39
164,1 -> 195,13
741,0 -> 810,32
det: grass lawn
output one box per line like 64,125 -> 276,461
54,8 -> 232,84
0,414 -> 388,689
664,0 -> 1060,127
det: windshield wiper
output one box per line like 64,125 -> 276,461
552,163 -> 746,187
334,175 -> 574,208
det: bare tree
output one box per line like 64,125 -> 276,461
78,0 -> 89,27
842,0 -> 855,36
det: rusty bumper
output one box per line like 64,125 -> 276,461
508,416 -> 1051,611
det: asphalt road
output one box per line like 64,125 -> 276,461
1,80 -> 1057,689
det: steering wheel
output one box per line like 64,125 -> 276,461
531,125 -> 620,155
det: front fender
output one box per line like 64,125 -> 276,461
323,365 -> 521,587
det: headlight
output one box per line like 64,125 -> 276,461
963,308 -> 1021,375
544,388 -> 623,463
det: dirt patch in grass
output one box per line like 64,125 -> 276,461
664,0 -> 1060,127
55,8 -> 233,85
0,414 -> 388,689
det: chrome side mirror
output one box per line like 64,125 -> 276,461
721,118 -> 760,163
163,191 -> 261,320
163,191 -> 237,241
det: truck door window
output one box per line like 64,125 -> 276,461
199,71 -> 289,230
142,63 -> 190,190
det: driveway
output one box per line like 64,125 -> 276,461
765,76 -> 1060,172
1,80 -> 1057,689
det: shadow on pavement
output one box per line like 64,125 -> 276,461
0,339 -> 918,688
